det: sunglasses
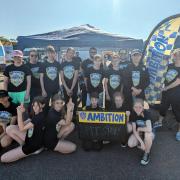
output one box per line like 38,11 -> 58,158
30,54 -> 37,57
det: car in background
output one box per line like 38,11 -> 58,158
0,41 -> 6,72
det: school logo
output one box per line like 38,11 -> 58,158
90,73 -> 101,88
0,111 -> 12,123
80,112 -> 86,120
132,71 -> 140,87
46,67 -> 57,80
119,64 -> 128,70
63,65 -> 75,80
165,69 -> 178,83
28,128 -> 34,138
136,120 -> 146,127
31,67 -> 40,79
110,75 -> 120,89
9,71 -> 25,87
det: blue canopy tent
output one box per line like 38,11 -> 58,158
16,24 -> 143,50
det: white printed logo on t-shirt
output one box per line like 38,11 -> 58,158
90,73 -> 101,88
46,67 -> 57,80
110,74 -> 120,89
165,69 -> 178,83
132,71 -> 140,87
9,71 -> 25,87
63,65 -> 75,80
31,67 -> 40,79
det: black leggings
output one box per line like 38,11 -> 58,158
160,91 -> 180,123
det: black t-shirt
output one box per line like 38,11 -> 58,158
81,58 -> 94,72
4,64 -> 31,92
84,67 -> 104,94
109,103 -> 129,112
123,63 -> 150,95
119,61 -> 130,71
44,108 -> 65,143
105,68 -> 123,96
129,110 -> 151,128
164,64 -> 180,93
0,101 -> 17,124
85,106 -> 103,111
26,62 -> 42,89
39,60 -> 61,93
60,60 -> 79,89
23,112 -> 45,154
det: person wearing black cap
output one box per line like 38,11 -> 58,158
0,90 -> 18,150
123,49 -> 150,110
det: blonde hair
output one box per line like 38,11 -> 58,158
112,53 -> 120,59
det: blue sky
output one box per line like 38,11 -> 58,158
0,0 -> 180,40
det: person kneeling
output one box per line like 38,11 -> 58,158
1,96 -> 46,163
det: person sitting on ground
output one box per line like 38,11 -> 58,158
0,90 -> 18,150
1,96 -> 46,163
43,94 -> 76,154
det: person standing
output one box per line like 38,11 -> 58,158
60,47 -> 79,115
40,45 -> 61,106
4,50 -> 31,104
123,49 -> 150,110
26,48 -> 42,103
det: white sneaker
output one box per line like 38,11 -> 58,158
31,147 -> 44,155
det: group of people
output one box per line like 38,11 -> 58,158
0,45 -> 179,166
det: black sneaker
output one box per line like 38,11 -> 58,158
121,143 -> 127,148
141,153 -> 150,165
92,140 -> 103,151
82,140 -> 93,151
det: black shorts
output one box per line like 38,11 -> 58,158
22,144 -> 42,155
43,138 -> 59,150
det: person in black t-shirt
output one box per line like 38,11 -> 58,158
81,47 -> 97,107
43,94 -> 76,153
118,49 -> 130,71
0,90 -> 18,149
128,99 -> 154,165
84,54 -> 104,108
1,96 -> 46,163
82,92 -> 103,151
157,49 -> 180,141
123,49 -> 150,110
40,46 -> 61,105
4,50 -> 31,104
108,92 -> 131,147
26,48 -> 42,103
60,48 -> 79,116
104,53 -> 124,109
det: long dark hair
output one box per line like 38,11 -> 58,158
30,96 -> 46,118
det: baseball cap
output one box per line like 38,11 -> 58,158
131,49 -> 142,56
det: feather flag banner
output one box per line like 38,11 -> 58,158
143,14 -> 180,104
